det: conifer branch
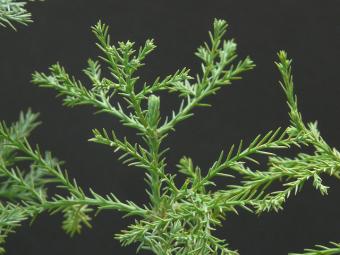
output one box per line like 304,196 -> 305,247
289,242 -> 340,255
1,19 -> 339,255
0,0 -> 43,30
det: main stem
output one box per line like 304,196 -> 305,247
124,76 -> 163,210
147,131 -> 162,209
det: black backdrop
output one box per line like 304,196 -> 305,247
0,0 -> 340,254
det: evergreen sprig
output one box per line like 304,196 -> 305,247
0,19 -> 339,254
289,242 -> 340,255
31,18 -> 255,254
0,110 -> 147,253
0,0 -> 43,30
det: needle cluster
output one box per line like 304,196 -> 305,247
0,0 -> 42,30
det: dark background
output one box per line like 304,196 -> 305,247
0,0 -> 340,254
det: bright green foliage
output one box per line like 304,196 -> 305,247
0,0 -> 42,30
0,110 -> 42,252
0,111 -> 147,253
230,51 -> 340,215
289,242 -> 340,255
31,19 -> 254,254
0,19 -> 339,254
